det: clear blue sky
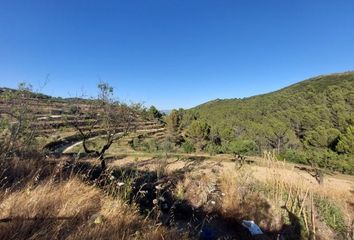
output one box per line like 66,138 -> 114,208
1,0 -> 354,109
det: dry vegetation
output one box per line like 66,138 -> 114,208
1,86 -> 353,240
0,177 -> 186,240
1,146 -> 353,239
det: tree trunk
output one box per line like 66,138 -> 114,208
100,155 -> 106,172
97,140 -> 113,173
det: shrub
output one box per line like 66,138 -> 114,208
69,105 -> 81,114
205,143 -> 222,156
182,141 -> 196,153
315,196 -> 347,237
159,139 -> 174,153
144,139 -> 158,153
280,149 -> 307,164
130,137 -> 140,150
147,105 -> 162,120
303,149 -> 353,173
185,120 -> 210,150
227,139 -> 258,156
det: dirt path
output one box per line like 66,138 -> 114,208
57,128 -> 166,154
62,135 -> 101,153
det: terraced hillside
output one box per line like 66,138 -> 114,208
0,88 -> 167,153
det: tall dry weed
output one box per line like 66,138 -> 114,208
0,178 -> 186,240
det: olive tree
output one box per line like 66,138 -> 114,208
70,83 -> 136,171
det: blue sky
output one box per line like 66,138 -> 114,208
1,0 -> 354,109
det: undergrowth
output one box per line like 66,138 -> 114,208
315,196 -> 347,238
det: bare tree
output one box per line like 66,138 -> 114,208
0,83 -> 38,162
69,83 -> 136,171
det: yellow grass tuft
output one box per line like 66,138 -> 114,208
0,178 -> 186,240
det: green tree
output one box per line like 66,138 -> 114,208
264,118 -> 296,153
336,126 -> 354,154
227,139 -> 257,157
305,127 -> 340,149
165,109 -> 184,145
185,120 -> 210,150
165,109 -> 183,133
147,105 -> 162,120
180,109 -> 199,129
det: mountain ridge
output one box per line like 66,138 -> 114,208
193,70 -> 354,109
182,71 -> 354,174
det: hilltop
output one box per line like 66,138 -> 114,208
182,72 -> 354,174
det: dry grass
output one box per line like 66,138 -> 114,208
216,160 -> 352,239
1,149 -> 352,239
0,157 -> 53,190
0,178 -> 186,240
174,172 -> 215,208
218,168 -> 283,232
105,151 -> 353,238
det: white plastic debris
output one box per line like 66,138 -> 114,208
90,214 -> 103,225
94,215 -> 103,224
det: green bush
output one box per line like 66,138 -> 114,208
205,143 -> 222,156
304,149 -> 354,174
129,137 -> 141,150
142,139 -> 158,153
280,149 -> 307,164
227,139 -> 258,156
159,139 -> 174,153
182,141 -> 196,153
147,105 -> 162,120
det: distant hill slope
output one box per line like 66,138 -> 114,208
0,87 -> 165,145
185,72 -> 354,173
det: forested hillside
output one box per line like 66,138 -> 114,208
181,72 -> 354,173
